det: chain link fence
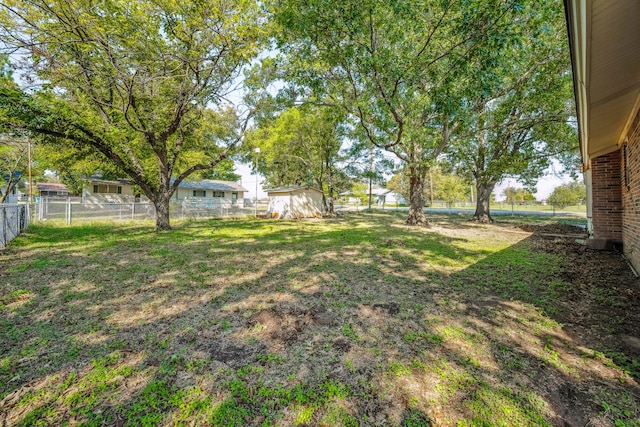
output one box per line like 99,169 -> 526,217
34,198 -> 270,225
0,204 -> 29,248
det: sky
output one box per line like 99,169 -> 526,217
495,172 -> 580,202
234,160 -> 581,202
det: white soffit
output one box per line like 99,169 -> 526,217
586,1 -> 640,158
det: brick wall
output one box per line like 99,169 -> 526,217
591,151 -> 623,241
622,110 -> 640,272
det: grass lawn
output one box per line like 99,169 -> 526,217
1,212 -> 639,426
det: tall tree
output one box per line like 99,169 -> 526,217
502,186 -> 536,205
0,55 -> 27,203
547,181 -> 585,208
0,137 -> 27,203
245,106 -> 349,214
387,165 -> 470,208
446,0 -> 578,223
269,0 -> 520,225
0,0 -> 265,229
432,170 -> 470,209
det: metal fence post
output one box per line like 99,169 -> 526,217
2,207 -> 6,248
66,198 -> 71,225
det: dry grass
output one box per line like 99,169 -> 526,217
0,212 -> 638,426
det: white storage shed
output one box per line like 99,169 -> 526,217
265,186 -> 324,219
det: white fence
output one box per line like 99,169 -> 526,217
35,198 -> 269,225
0,204 -> 29,249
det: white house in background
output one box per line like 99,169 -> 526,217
173,179 -> 248,208
265,186 -> 324,219
371,188 -> 407,206
83,177 -> 138,203
340,188 -> 407,206
83,176 -> 247,207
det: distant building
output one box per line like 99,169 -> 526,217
265,186 -> 324,219
340,188 -> 407,206
37,182 -> 72,199
0,185 -> 22,204
371,188 -> 407,206
83,176 -> 247,207
83,177 -> 137,203
174,179 -> 248,208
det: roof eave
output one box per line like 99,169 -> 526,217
564,0 -> 590,171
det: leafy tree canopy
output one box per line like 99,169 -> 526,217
0,0 -> 266,229
243,105 -> 351,213
268,0 -> 522,225
502,186 -> 536,204
444,0 -> 578,222
547,181 -> 585,208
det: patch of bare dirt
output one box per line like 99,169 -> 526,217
525,232 -> 640,425
530,234 -> 640,353
210,341 -> 266,368
517,222 -> 587,236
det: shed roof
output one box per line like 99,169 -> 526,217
265,185 -> 324,195
36,182 -> 69,192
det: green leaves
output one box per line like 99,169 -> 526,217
269,0 -> 533,222
446,0 -> 577,215
244,105 -> 348,196
0,0 -> 267,228
547,181 -> 585,208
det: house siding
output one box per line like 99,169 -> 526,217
174,188 -> 244,207
622,109 -> 640,272
591,150 -> 623,242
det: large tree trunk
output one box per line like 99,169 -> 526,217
327,185 -> 335,215
406,166 -> 428,226
152,191 -> 172,231
472,181 -> 495,223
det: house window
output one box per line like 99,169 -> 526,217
93,184 -> 121,194
192,190 -> 206,197
213,191 -> 225,198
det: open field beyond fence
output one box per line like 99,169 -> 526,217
0,212 -> 638,426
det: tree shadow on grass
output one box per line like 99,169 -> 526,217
423,233 -> 640,425
1,213 -> 476,426
1,214 -> 637,426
